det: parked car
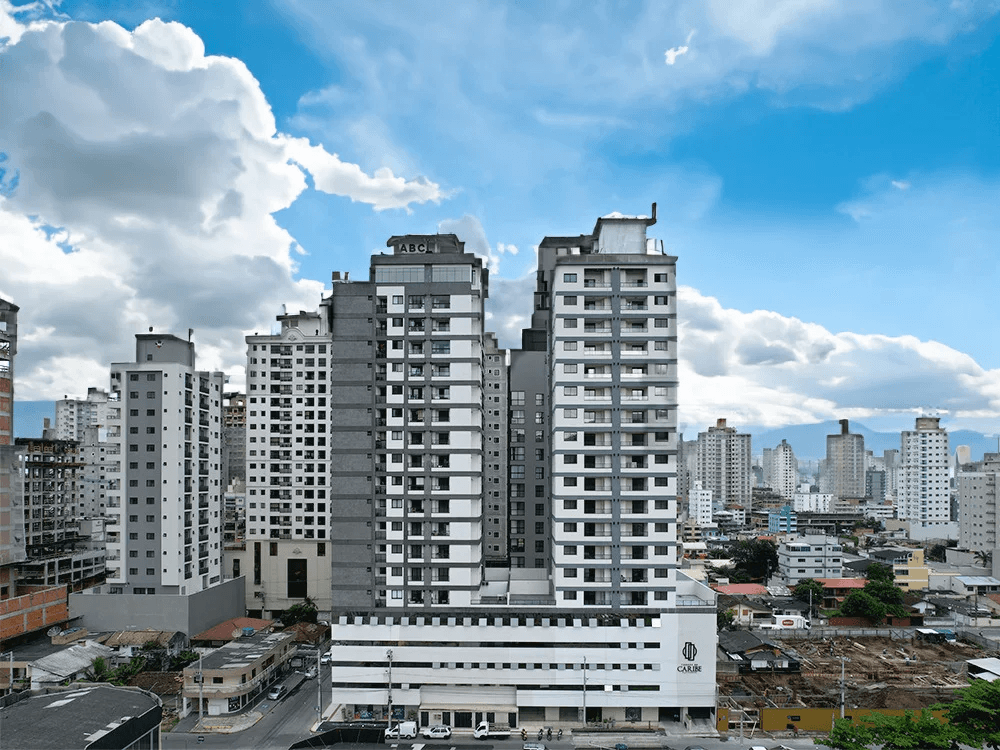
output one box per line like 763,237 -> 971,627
303,667 -> 317,679
320,652 -> 332,665
421,725 -> 453,739
267,684 -> 287,701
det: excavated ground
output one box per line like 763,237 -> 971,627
719,636 -> 976,709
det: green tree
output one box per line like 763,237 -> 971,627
927,544 -> 947,562
863,579 -> 904,607
818,710 -> 955,750
717,608 -> 735,631
730,539 -> 778,581
936,678 -> 1000,750
974,550 -> 994,569
839,590 -> 887,624
865,561 -> 894,583
280,597 -> 319,626
86,656 -> 113,683
816,716 -> 873,750
794,578 -> 825,615
170,650 -> 199,671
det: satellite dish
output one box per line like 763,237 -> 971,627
231,629 -> 242,639
47,627 -> 61,637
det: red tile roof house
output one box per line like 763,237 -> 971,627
815,578 -> 867,609
713,583 -> 769,596
191,617 -> 273,647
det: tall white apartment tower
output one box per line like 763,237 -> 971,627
688,481 -> 714,526
245,311 -> 333,618
897,416 -> 950,527
104,334 -> 224,595
529,209 -> 678,608
53,389 -> 114,442
695,418 -> 752,508
763,439 -> 797,499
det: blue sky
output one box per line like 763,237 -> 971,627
2,0 -> 1000,437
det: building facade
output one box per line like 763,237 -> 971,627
222,392 -> 247,489
14,438 -> 105,590
958,453 -> 1000,552
0,298 -> 16,446
762,439 -> 797,499
103,334 -> 224,595
482,333 -> 509,567
897,417 -> 950,528
243,310 -> 333,618
822,419 -> 865,500
321,210 -> 716,729
687,481 -> 713,526
695,419 -> 752,510
777,535 -> 843,585
0,299 -> 23,601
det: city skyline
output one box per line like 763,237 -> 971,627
2,1 -> 1000,434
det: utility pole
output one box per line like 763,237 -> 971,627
386,648 -> 393,728
839,656 -> 850,718
198,651 -> 204,722
582,656 -> 587,725
316,647 -> 322,725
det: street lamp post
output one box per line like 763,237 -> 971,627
386,649 -> 393,727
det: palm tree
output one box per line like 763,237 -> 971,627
974,550 -> 993,569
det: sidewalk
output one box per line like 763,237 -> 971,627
170,710 -> 263,734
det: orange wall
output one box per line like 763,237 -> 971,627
0,585 -> 69,639
719,707 -> 948,733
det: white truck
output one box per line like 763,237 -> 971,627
473,721 -> 512,740
759,615 -> 810,630
385,721 -> 418,739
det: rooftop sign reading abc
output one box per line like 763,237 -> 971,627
395,241 -> 436,253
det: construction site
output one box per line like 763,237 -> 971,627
718,633 -> 978,732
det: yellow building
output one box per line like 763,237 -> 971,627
870,547 -> 929,591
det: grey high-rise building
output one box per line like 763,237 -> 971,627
0,298 -> 16,446
696,418 -> 752,509
482,333 -> 508,566
508,348 -> 548,571
0,299 -> 23,599
222,392 -> 246,488
822,419 -> 865,500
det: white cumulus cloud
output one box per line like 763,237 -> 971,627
0,9 -> 447,399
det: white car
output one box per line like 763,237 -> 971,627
267,684 -> 287,701
420,725 -> 452,739
320,652 -> 332,665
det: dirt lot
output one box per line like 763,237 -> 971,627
720,636 -> 976,709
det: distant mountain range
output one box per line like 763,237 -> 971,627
15,401 -> 1000,464
746,420 -> 999,462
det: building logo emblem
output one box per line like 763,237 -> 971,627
682,641 -> 698,661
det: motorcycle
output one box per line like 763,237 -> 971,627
538,729 -> 544,740
558,729 -> 564,740
547,728 -> 552,740
521,729 -> 528,741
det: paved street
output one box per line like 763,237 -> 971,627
163,667 -> 330,750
